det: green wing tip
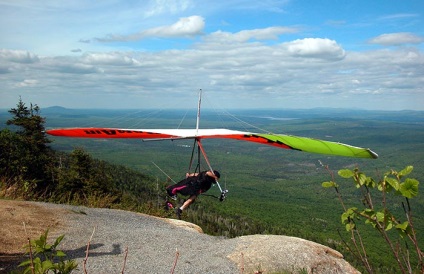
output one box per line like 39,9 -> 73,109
368,149 -> 379,159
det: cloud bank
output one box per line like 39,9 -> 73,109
0,2 -> 423,110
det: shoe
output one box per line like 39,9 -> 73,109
164,201 -> 174,210
166,188 -> 177,200
175,208 -> 182,219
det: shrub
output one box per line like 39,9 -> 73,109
16,229 -> 77,274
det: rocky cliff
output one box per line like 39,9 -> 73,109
1,200 -> 359,273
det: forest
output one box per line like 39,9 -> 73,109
1,98 -> 423,273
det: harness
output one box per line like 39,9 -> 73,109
187,137 -> 228,201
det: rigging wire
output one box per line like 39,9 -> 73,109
221,109 -> 274,134
65,92 -> 194,130
201,93 -> 274,134
176,108 -> 189,129
152,161 -> 177,184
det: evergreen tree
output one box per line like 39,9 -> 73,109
1,97 -> 53,194
7,97 -> 50,150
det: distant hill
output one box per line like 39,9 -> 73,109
43,106 -> 75,114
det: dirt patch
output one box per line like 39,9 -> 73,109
0,199 -> 67,273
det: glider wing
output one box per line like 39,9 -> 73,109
46,128 -> 378,159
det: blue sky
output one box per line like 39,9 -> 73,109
0,0 -> 423,110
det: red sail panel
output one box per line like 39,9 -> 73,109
46,128 -> 176,139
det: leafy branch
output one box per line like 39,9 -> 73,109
18,228 -> 77,274
322,165 -> 423,273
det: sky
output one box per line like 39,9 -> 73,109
0,0 -> 423,110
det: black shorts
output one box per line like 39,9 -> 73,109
166,178 -> 199,197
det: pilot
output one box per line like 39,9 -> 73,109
166,170 -> 220,219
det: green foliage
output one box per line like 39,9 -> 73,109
49,148 -> 157,209
7,98 -> 50,148
17,229 -> 77,274
0,98 -> 54,198
55,148 -> 116,201
323,166 -> 423,273
385,166 -> 419,199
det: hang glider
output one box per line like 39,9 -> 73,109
46,127 -> 378,159
46,90 -> 377,202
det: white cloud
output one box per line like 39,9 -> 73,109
15,79 -> 39,87
97,15 -> 205,42
81,52 -> 140,66
378,13 -> 419,20
368,32 -> 424,46
0,49 -> 39,63
205,26 -> 298,43
283,38 -> 346,60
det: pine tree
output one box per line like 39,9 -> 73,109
7,97 -> 50,149
3,97 -> 52,193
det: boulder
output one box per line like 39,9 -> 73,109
227,235 -> 360,274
